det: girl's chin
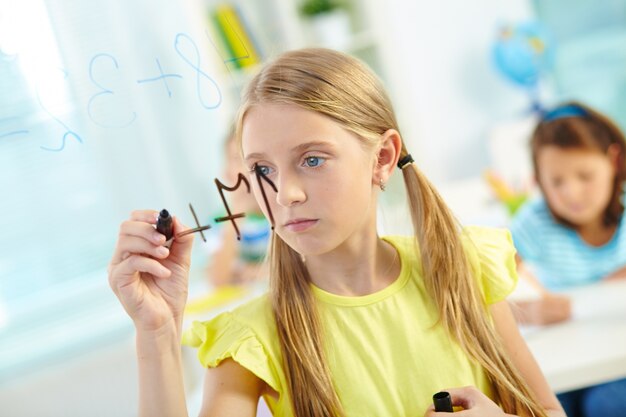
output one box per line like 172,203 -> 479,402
562,212 -> 597,226
282,237 -> 332,258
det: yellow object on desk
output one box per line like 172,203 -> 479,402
185,286 -> 251,316
483,169 -> 530,216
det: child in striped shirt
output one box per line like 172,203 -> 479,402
509,101 -> 626,417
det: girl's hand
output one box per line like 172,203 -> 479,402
603,265 -> 626,282
513,294 -> 572,325
424,386 -> 516,416
108,210 -> 194,333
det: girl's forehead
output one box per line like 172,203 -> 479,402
538,145 -> 604,160
538,146 -> 610,172
243,104 -> 336,135
241,105 -> 358,155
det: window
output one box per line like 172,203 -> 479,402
534,0 -> 626,127
0,0 -> 231,380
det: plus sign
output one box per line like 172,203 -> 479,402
136,58 -> 182,98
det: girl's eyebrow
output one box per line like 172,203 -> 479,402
244,140 -> 335,162
291,140 -> 336,153
244,152 -> 265,163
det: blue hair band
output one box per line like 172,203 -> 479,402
542,104 -> 588,122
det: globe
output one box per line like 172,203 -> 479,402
493,21 -> 555,89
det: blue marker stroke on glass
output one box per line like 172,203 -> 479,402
174,33 -> 222,110
204,29 -> 241,97
36,69 -> 83,152
88,53 -> 137,128
222,15 -> 251,64
0,130 -> 28,139
0,49 -> 17,62
40,130 -> 83,152
136,58 -> 182,98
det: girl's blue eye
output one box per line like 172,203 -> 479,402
253,164 -> 273,176
304,156 -> 324,168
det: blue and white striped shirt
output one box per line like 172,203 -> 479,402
509,197 -> 626,290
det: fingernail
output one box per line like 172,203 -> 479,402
153,232 -> 164,243
157,246 -> 169,257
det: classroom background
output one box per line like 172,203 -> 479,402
1,0 -> 625,415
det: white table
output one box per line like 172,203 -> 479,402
522,280 -> 626,393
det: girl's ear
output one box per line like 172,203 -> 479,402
529,172 -> 537,186
373,129 -> 402,186
607,143 -> 622,171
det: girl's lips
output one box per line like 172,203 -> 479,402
567,204 -> 586,213
284,219 -> 318,232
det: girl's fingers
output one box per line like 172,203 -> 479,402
120,219 -> 167,244
117,235 -> 170,260
110,210 -> 193,267
116,254 -> 171,282
111,218 -> 167,264
166,217 -> 195,264
423,404 -> 436,416
130,209 -> 160,224
108,254 -> 171,298
443,386 -> 489,409
172,216 -> 194,244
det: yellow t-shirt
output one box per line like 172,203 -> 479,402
182,226 -> 518,416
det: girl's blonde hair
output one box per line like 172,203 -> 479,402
531,101 -> 626,227
236,48 -> 547,417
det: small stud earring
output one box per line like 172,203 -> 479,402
379,178 -> 386,191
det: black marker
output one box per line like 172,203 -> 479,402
156,209 -> 174,247
433,391 -> 454,413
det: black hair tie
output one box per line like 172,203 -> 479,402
397,154 -> 414,170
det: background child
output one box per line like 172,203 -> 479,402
509,101 -> 626,417
108,49 -> 565,417
205,129 -> 270,287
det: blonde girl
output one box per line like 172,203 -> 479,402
108,48 -> 565,417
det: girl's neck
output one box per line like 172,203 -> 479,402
304,233 -> 400,297
575,216 -> 617,247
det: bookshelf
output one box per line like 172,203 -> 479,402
201,0 -> 421,190
203,0 -> 391,106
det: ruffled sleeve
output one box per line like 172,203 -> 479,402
182,312 -> 281,393
462,226 -> 519,305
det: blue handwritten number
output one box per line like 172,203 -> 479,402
88,53 -> 137,128
0,130 -> 29,139
0,49 -> 17,62
174,33 -> 222,109
136,58 -> 182,98
36,69 -> 83,152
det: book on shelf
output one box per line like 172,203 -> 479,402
210,3 -> 262,70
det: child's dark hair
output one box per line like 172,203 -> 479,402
531,101 -> 626,226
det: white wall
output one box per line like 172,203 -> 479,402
0,338 -> 139,417
0,330 -> 213,417
369,0 -> 536,185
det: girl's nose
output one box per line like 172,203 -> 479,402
275,174 -> 306,208
560,180 -> 583,200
